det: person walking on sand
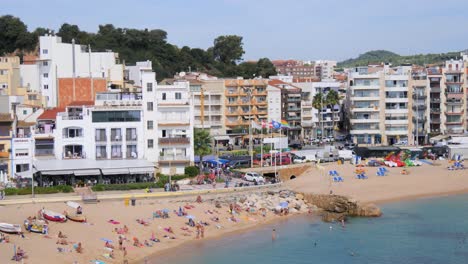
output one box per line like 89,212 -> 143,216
200,224 -> 205,238
272,229 -> 276,241
196,224 -> 201,239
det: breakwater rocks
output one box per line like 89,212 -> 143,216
301,193 -> 382,222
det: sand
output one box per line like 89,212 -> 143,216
1,160 -> 467,263
0,191 -> 283,264
285,160 -> 468,203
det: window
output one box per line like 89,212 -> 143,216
147,139 -> 154,149
126,145 -> 137,159
147,120 -> 153,130
162,130 -> 167,137
43,73 -> 48,78
111,128 -> 122,141
16,164 -> 30,173
42,61 -> 48,66
15,149 -> 29,157
92,111 -> 141,122
147,102 -> 153,111
42,49 -> 48,54
146,83 -> 153,92
126,128 -> 137,141
64,127 -> 83,138
0,70 -> 8,75
95,129 -> 106,142
111,145 -> 122,158
96,146 -> 107,159
23,110 -> 27,115
44,85 -> 49,89
162,93 -> 166,100
175,92 -> 182,99
28,95 -> 37,100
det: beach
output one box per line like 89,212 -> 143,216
1,159 -> 468,263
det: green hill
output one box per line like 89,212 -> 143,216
338,50 -> 462,68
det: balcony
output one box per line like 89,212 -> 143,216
287,98 -> 301,102
351,119 -> 380,124
287,116 -> 301,121
429,98 -> 440,103
430,88 -> 441,93
445,100 -> 463,105
430,118 -> 441,124
430,108 -> 441,113
0,151 -> 9,158
445,110 -> 464,115
126,136 -> 138,143
412,105 -> 426,111
159,137 -> 190,145
126,151 -> 138,159
158,119 -> 191,126
111,152 -> 123,159
351,107 -> 380,112
302,102 -> 313,108
110,135 -> 122,142
446,121 -> 463,125
288,107 -> 301,112
412,116 -> 427,123
96,152 -> 107,160
225,90 -> 239,96
350,129 -> 381,135
412,94 -> 427,99
159,155 -> 190,162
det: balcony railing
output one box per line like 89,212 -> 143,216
430,108 -> 440,113
110,136 -> 122,142
96,152 -> 107,160
95,136 -> 107,142
159,155 -> 190,161
412,116 -> 427,123
412,105 -> 427,111
111,152 -> 123,159
35,149 -> 54,156
126,151 -> 138,159
445,110 -> 464,115
126,136 -> 138,142
430,119 -> 441,124
159,137 -> 190,145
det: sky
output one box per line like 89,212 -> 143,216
3,0 -> 468,61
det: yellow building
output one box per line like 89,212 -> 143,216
0,56 -> 21,96
224,79 -> 269,132
0,113 -> 13,181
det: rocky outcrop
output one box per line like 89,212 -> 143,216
301,193 -> 382,222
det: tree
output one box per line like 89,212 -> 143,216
0,15 -> 35,55
212,35 -> 245,65
255,58 -> 277,78
312,93 -> 325,138
325,90 -> 340,136
194,128 -> 212,174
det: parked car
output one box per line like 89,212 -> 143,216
243,172 -> 265,183
393,140 -> 408,146
288,142 -> 303,149
228,159 -> 251,168
344,142 -> 356,150
291,153 -> 306,163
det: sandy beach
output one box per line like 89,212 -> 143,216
1,159 -> 468,263
285,160 -> 468,203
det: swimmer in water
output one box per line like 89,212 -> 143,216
272,229 -> 276,241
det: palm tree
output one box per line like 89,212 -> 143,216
194,128 -> 212,175
325,90 -> 340,137
312,93 -> 324,138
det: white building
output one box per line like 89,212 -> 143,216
315,60 -> 337,79
266,85 -> 282,123
35,35 -> 123,107
155,81 -> 194,175
129,61 -> 195,175
11,137 -> 34,179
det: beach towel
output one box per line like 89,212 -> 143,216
102,253 -> 111,259
90,261 -> 106,264
107,220 -> 120,225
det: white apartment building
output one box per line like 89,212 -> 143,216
315,60 -> 337,79
32,35 -> 124,107
11,137 -> 34,179
266,85 -> 282,123
155,81 -> 194,175
191,79 -> 225,136
130,62 -> 195,175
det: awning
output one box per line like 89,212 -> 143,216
101,168 -> 129,175
128,167 -> 155,174
41,170 -> 74,175
214,135 -> 230,141
288,112 -> 297,116
74,169 -> 101,176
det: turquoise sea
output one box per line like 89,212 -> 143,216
154,194 -> 468,264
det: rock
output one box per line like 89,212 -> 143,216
267,190 -> 276,195
321,212 -> 346,222
295,193 -> 304,200
356,203 -> 382,217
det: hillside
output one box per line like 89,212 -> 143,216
338,50 -> 463,68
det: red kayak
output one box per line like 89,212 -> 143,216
42,210 -> 67,223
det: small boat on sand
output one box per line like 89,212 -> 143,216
66,213 -> 87,223
42,210 -> 67,222
24,219 -> 46,233
0,223 -> 22,234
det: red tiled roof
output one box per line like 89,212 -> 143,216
68,101 -> 95,107
38,108 -> 63,120
268,79 -> 302,91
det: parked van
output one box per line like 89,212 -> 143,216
228,159 -> 251,168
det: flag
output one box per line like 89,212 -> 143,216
271,120 -> 281,129
280,120 -> 290,128
261,120 -> 267,128
251,121 -> 262,130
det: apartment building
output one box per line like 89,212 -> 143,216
272,60 -> 315,77
224,79 -> 269,134
315,60 -> 337,80
162,72 -> 225,135
441,59 -> 466,135
33,35 -> 124,107
0,114 -> 13,183
155,81 -> 194,175
409,67 -> 429,145
0,56 -> 21,96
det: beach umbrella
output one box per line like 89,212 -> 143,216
100,238 -> 113,243
162,208 -> 170,213
279,201 -> 289,209
186,215 -> 195,219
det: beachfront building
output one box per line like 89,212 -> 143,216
31,96 -> 155,186
441,59 -> 466,135
0,56 -> 21,96
315,60 -> 337,80
33,35 -> 124,107
0,114 -> 13,183
267,80 -> 302,141
311,80 -> 342,138
224,79 -> 269,136
409,67 -> 430,145
155,81 -> 194,175
348,65 -> 384,145
272,60 -> 315,78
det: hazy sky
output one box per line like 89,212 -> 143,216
3,0 -> 468,61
